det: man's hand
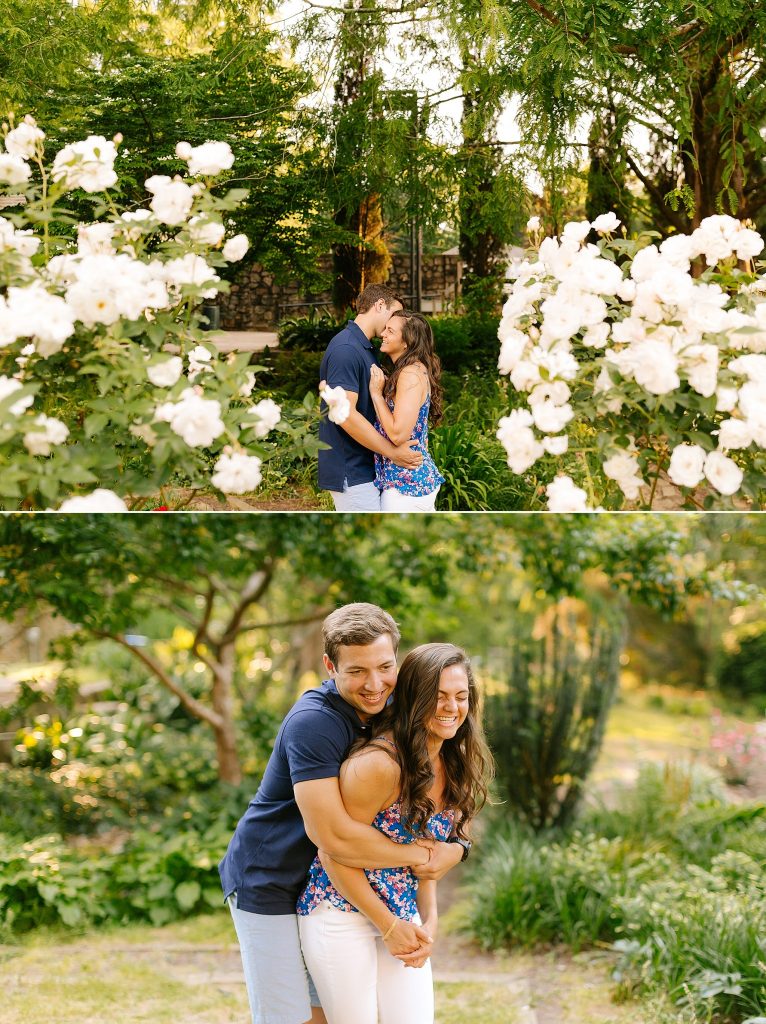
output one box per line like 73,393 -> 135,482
412,840 -> 463,880
391,440 -> 423,469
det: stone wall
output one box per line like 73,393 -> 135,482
220,252 -> 463,329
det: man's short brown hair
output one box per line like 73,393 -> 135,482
323,603 -> 401,666
356,284 -> 403,314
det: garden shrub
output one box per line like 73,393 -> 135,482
469,764 -> 766,1022
717,630 -> 766,706
430,315 -> 500,374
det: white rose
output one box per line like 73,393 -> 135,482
583,323 -> 610,348
58,489 -> 128,512
546,475 -> 590,512
716,418 -> 753,450
5,285 -> 75,356
211,451 -> 263,494
562,221 -> 591,244
23,414 -> 69,456
247,398 -> 282,438
498,330 -> 528,375
542,435 -> 568,455
58,487 -> 126,512
0,375 -> 34,418
175,142 -> 193,160
734,228 -> 764,261
51,136 -> 118,193
188,216 -> 226,247
147,356 -> 183,388
591,212 -> 621,234
496,410 -> 544,474
603,452 -> 645,500
703,450 -> 743,495
240,371 -> 256,398
667,443 -> 706,488
146,176 -> 194,226
0,153 -> 31,185
526,216 -> 541,232
156,387 -> 225,447
163,253 -> 219,298
222,233 -> 249,262
632,339 -> 680,395
184,141 -> 235,177
715,386 -> 739,412
681,343 -> 719,398
531,400 -> 574,434
4,116 -> 45,158
321,384 -> 351,424
77,222 -> 115,256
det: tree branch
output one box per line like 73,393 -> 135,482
98,631 -> 224,730
624,152 -> 688,233
194,581 -> 216,649
217,562 -> 276,647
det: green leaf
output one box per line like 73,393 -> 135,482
174,880 -> 201,910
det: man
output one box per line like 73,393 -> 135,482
219,603 -> 464,1024
318,284 -> 424,511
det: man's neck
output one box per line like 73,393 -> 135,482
353,313 -> 375,340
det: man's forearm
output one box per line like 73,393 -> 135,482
340,409 -> 398,459
316,818 -> 430,869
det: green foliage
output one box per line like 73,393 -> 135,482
430,422 -> 518,511
486,604 -> 624,830
470,764 -> 766,1021
430,316 -> 500,374
717,631 -> 766,702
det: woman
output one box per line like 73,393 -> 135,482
297,643 -> 493,1024
370,310 -> 445,511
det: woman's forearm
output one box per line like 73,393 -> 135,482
321,855 -> 394,933
416,878 -> 438,929
371,391 -> 397,439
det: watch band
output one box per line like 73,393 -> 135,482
447,836 -> 472,862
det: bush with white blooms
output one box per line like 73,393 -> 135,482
497,212 -> 766,510
0,117 -> 323,511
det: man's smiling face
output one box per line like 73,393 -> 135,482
323,634 -> 398,721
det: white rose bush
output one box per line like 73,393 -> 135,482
0,117 -> 325,510
497,212 -> 766,510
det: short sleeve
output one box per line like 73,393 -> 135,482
281,708 -> 350,784
324,344 -> 366,395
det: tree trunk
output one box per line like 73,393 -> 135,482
210,643 -> 242,785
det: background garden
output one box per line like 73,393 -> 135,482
0,512 -> 765,1023
2,1 -> 766,510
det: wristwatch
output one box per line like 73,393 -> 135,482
447,836 -> 472,862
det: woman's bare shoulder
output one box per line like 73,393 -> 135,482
341,742 -> 401,789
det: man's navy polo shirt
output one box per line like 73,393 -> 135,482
318,320 -> 381,491
218,679 -> 370,915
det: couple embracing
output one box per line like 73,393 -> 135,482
318,285 -> 445,512
219,603 -> 493,1024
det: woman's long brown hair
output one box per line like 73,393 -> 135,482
383,311 -> 443,425
354,643 -> 494,840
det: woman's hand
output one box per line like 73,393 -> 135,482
369,365 -> 385,396
383,918 -> 431,958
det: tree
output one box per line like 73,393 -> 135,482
489,0 -> 766,231
0,515 -> 481,782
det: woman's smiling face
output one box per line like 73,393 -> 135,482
380,314 -> 407,362
425,663 -> 470,742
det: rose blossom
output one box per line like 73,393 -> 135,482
211,451 -> 263,493
147,357 -> 183,388
247,398 -> 282,438
23,414 -> 69,456
52,136 -> 118,192
546,475 -> 590,512
155,387 -> 225,447
716,418 -> 753,450
222,234 -> 249,262
592,212 -> 620,233
4,116 -> 45,158
0,153 -> 31,185
667,443 -> 706,488
0,375 -> 34,419
58,489 -> 128,512
145,175 -> 194,226
180,141 -> 235,177
321,384 -> 351,424
703,450 -> 743,495
603,452 -> 645,500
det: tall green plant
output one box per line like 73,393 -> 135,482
487,602 -> 624,830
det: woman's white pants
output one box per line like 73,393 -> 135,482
380,486 -> 440,512
298,902 -> 434,1024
